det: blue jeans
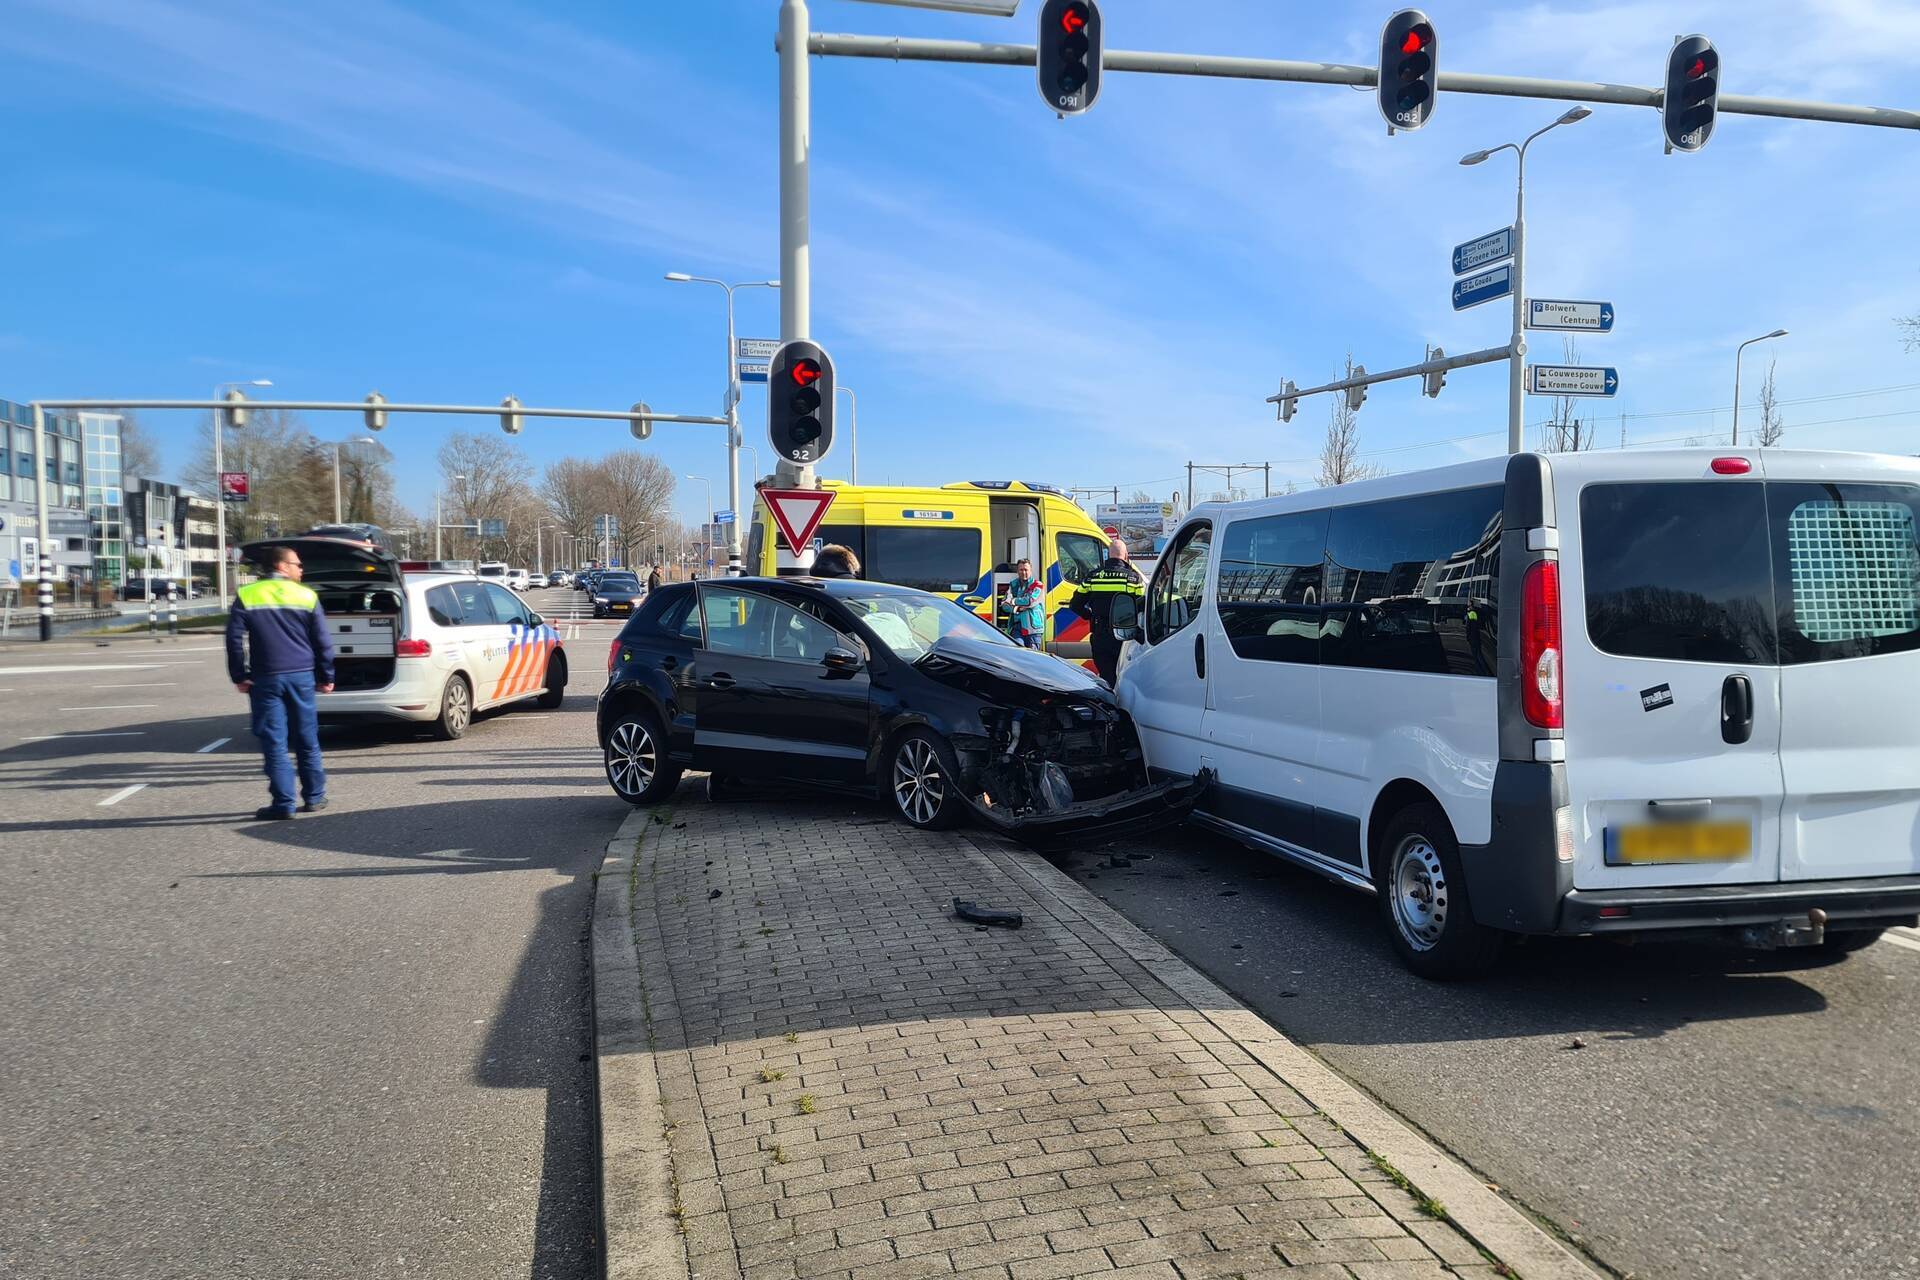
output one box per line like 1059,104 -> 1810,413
250,671 -> 326,813
1011,632 -> 1040,649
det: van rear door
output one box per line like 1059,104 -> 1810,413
1558,455 -> 1785,890
1762,454 -> 1920,881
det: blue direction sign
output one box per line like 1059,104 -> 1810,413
1452,226 -> 1514,275
1528,364 -> 1619,397
1527,299 -> 1615,333
737,360 -> 770,383
1452,264 -> 1512,312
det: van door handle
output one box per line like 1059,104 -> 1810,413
1193,633 -> 1206,679
1721,674 -> 1754,745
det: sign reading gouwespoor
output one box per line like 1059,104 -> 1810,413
220,471 -> 250,504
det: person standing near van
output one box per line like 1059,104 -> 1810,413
1071,538 -> 1144,685
811,544 -> 861,579
225,545 -> 334,820
647,564 -> 663,592
1003,558 -> 1046,649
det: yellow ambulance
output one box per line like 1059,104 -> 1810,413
746,480 -> 1112,660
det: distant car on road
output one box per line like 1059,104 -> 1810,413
591,571 -> 643,618
507,568 -> 530,591
527,573 -> 549,589
575,571 -> 600,593
595,577 -> 1201,840
246,536 -> 567,740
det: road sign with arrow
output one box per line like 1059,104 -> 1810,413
1527,299 -> 1616,333
1529,364 -> 1619,397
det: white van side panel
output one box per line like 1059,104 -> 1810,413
1319,669 -> 1499,860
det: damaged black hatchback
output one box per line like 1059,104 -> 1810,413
596,578 -> 1203,842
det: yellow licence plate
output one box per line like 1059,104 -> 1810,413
1606,820 -> 1752,866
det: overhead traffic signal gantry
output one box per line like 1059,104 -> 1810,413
1378,10 -> 1438,132
768,340 -> 835,466
1037,0 -> 1102,116
1663,35 -> 1719,152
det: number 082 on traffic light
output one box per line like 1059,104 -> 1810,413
767,340 -> 836,466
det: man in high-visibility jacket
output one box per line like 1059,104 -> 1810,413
225,545 -> 335,820
1070,538 -> 1145,686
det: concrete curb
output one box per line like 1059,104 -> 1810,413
970,834 -> 1603,1280
592,807 -> 690,1280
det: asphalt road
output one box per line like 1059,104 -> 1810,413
1045,824 -> 1920,1280
0,587 -> 627,1280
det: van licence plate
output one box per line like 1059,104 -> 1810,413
1605,820 -> 1751,866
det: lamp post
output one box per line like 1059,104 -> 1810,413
835,385 -> 859,483
435,473 -> 466,560
212,377 -> 272,608
686,473 -> 714,574
331,436 -> 377,523
1732,329 -> 1789,445
1460,107 -> 1592,456
664,273 -> 779,575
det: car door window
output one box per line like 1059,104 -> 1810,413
768,598 -> 850,663
485,584 -> 529,628
425,584 -> 463,627
1146,522 -> 1212,644
1057,532 -> 1107,586
451,580 -> 496,626
700,587 -> 774,658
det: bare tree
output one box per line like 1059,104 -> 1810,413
436,432 -> 533,561
541,457 -> 607,548
1755,359 -> 1786,447
1900,313 -> 1918,352
115,410 -> 163,483
1317,354 -> 1383,487
597,451 -> 678,568
1541,337 -> 1596,452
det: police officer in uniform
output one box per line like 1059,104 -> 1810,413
1070,538 -> 1144,686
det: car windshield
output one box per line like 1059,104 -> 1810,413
600,574 -> 639,589
837,589 -> 1008,661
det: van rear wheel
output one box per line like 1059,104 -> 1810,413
1376,801 -> 1503,980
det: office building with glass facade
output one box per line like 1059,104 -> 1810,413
0,398 -> 117,590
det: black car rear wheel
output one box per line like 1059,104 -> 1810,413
888,729 -> 964,831
605,710 -> 680,806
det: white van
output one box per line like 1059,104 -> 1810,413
1114,449 -> 1920,978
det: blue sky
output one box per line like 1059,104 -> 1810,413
3,0 -> 1917,525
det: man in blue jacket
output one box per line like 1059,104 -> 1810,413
226,545 -> 335,820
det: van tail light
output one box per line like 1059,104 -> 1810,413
608,639 -> 622,675
396,637 -> 431,658
1521,559 -> 1563,730
1711,456 -> 1752,475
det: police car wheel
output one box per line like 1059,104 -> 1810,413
888,730 -> 963,831
605,710 -> 679,806
433,674 -> 472,741
536,653 -> 567,709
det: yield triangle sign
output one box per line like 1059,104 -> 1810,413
762,488 -> 837,553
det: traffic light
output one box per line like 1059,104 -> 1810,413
768,340 -> 835,466
1036,0 -> 1102,116
222,386 -> 248,430
1276,380 -> 1299,424
630,402 -> 652,442
500,394 -> 524,435
364,391 -> 387,432
1347,366 -> 1368,411
1663,35 -> 1719,153
1378,9 -> 1438,132
1423,349 -> 1447,398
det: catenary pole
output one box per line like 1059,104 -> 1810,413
32,404 -> 51,641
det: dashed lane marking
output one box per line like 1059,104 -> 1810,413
0,663 -> 170,675
1883,927 -> 1920,955
92,682 -> 178,688
196,737 -> 231,753
97,783 -> 148,807
20,732 -> 146,741
59,704 -> 159,712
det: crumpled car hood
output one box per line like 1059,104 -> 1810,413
913,635 -> 1111,705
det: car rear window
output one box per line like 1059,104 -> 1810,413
865,527 -> 982,594
1772,482 -> 1920,664
1581,482 -> 1777,663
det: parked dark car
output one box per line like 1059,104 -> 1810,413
594,578 -> 1204,842
575,570 -> 599,593
590,571 -> 643,617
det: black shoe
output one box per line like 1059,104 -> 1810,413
254,806 -> 296,821
300,798 -> 329,813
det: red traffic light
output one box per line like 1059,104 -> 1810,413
1059,3 -> 1087,35
1401,28 -> 1427,55
790,358 -> 822,388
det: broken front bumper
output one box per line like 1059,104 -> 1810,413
965,768 -> 1213,846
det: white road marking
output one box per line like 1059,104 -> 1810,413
196,737 -> 232,753
97,783 -> 148,807
59,704 -> 158,711
0,663 -> 167,675
21,732 -> 146,741
1883,927 -> 1920,955
93,682 -> 178,689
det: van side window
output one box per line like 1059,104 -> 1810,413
1323,485 -> 1502,676
1146,522 -> 1212,645
1582,482 -> 1775,664
1217,511 -> 1327,664
1772,482 -> 1920,664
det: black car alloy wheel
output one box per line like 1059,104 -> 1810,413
604,710 -> 681,806
889,730 -> 961,830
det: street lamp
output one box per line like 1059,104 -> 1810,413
1732,329 -> 1789,445
213,377 -> 272,608
665,272 -> 780,575
686,473 -> 714,574
835,385 -> 859,484
1460,106 -> 1592,455
331,436 -> 378,523
435,473 -> 466,561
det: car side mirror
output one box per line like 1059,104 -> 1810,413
1109,594 -> 1141,642
529,613 -> 544,628
822,647 -> 861,675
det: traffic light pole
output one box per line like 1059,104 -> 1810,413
779,0 -> 812,494
1267,345 -> 1510,415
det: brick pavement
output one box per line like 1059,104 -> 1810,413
608,788 -> 1530,1280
